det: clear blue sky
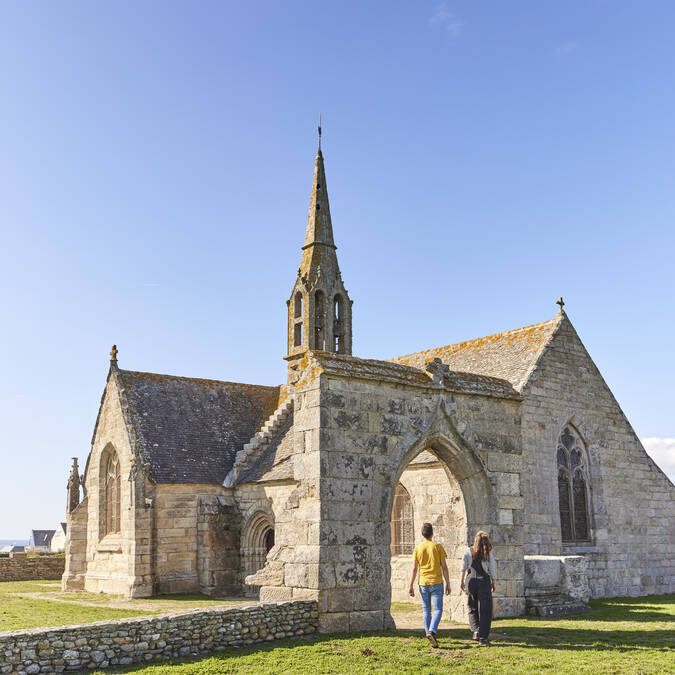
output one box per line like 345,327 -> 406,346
1,2 -> 673,539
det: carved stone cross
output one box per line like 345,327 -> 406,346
425,357 -> 450,386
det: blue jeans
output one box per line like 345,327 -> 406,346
419,582 -> 444,634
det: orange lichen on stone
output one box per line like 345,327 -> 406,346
391,315 -> 562,391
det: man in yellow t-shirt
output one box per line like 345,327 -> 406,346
408,522 -> 450,647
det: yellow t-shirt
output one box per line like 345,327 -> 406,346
413,540 -> 447,586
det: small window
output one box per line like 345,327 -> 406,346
294,292 -> 303,319
314,290 -> 325,350
294,322 -> 302,348
333,294 -> 345,353
390,483 -> 414,555
263,529 -> 275,554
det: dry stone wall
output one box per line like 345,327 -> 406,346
0,601 -> 318,673
0,557 -> 65,582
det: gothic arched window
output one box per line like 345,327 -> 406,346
103,451 -> 121,536
390,483 -> 414,555
557,426 -> 590,543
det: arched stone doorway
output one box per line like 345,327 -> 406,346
384,425 -> 493,625
389,448 -> 468,621
241,508 -> 275,598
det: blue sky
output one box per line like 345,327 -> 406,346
1,1 -> 673,538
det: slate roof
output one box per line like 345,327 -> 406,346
307,351 -> 520,399
392,315 -> 562,392
116,370 -> 280,484
29,530 -> 55,548
236,414 -> 295,484
1,545 -> 25,553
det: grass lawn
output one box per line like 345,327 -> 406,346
0,581 -> 250,632
98,595 -> 674,675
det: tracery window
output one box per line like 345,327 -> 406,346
390,483 -> 414,555
104,452 -> 121,535
557,426 -> 590,542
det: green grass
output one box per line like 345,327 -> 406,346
99,595 -> 674,675
0,581 -> 157,631
2,583 -> 672,674
0,581 -> 247,632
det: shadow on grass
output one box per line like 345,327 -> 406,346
104,624 -> 674,674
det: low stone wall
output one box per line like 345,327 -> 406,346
0,600 -> 318,673
0,557 -> 65,582
524,555 -> 589,601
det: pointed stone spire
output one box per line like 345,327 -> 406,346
285,127 -> 353,367
302,141 -> 336,252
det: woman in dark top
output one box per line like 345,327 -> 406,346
460,531 -> 496,646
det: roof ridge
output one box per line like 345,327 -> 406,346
313,349 -> 425,371
118,369 -> 281,391
393,315 -> 559,362
319,350 -> 514,386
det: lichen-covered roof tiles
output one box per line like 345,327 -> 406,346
392,315 -> 562,392
116,370 -> 280,484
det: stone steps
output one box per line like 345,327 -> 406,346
242,398 -> 294,452
526,593 -> 590,617
223,396 -> 294,487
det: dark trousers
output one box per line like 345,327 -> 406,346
467,577 -> 493,639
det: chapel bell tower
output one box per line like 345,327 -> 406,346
286,125 -> 353,369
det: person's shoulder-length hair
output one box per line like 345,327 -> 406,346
471,531 -> 492,561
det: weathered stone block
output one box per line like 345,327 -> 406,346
349,610 -> 384,632
318,612 -> 350,633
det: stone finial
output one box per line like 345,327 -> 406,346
67,457 -> 81,514
110,344 -> 118,364
556,297 -> 565,313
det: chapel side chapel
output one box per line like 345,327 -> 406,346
63,137 -> 675,632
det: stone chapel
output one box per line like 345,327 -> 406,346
63,135 -> 674,632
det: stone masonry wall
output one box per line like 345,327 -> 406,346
78,376 -> 138,597
309,373 -> 526,632
0,601 -> 318,673
521,314 -> 675,597
196,494 -> 240,596
0,557 -> 65,582
235,481 -> 298,598
150,484 -> 226,595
